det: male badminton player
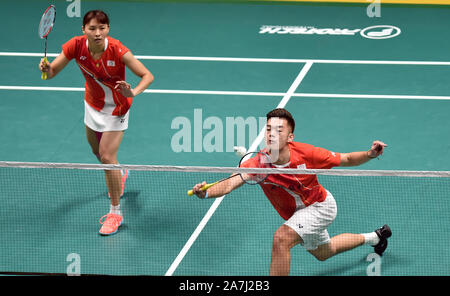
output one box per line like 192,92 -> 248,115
39,10 -> 154,235
191,108 -> 391,275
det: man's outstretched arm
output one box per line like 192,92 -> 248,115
339,140 -> 387,167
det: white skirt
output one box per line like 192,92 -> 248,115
84,101 -> 129,132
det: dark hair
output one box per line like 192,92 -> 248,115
266,108 -> 295,133
83,10 -> 110,27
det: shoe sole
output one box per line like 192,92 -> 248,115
374,224 -> 392,256
376,224 -> 392,239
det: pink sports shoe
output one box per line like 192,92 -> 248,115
99,213 -> 123,235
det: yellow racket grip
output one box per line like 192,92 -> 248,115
41,56 -> 48,80
187,182 -> 218,196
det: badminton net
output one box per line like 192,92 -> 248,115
0,161 -> 449,276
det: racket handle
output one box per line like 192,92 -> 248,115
187,182 -> 217,196
41,56 -> 48,80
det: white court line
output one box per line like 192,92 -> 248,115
1,85 -> 450,101
0,86 -> 283,96
0,86 -> 85,92
0,52 -> 59,57
292,93 -> 450,101
164,61 -> 314,276
2,51 -> 450,65
135,56 -> 450,66
146,89 -> 285,97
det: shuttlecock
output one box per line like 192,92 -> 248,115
233,146 -> 247,157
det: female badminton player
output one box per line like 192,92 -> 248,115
191,108 -> 392,275
39,10 -> 154,235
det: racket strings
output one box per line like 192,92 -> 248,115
240,152 -> 272,185
39,5 -> 56,39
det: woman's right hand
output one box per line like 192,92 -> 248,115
39,58 -> 50,74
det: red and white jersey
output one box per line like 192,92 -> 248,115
62,35 -> 132,116
241,142 -> 341,220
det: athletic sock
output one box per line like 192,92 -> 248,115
362,232 -> 380,246
110,204 -> 121,215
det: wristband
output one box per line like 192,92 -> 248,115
204,192 -> 209,199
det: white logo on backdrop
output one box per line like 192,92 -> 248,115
259,25 -> 401,40
360,25 -> 401,39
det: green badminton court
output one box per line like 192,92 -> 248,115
0,0 -> 449,276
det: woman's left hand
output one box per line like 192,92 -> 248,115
114,80 -> 135,97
